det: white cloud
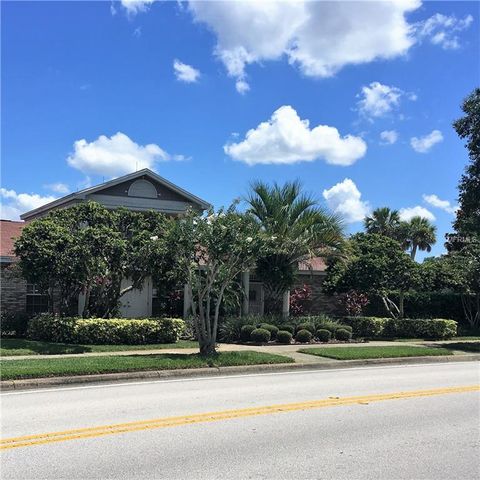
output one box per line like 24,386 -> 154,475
67,132 -> 183,177
224,106 -> 367,166
422,194 -> 457,214
357,82 -> 410,119
44,183 -> 70,194
410,130 -> 443,153
399,206 -> 436,221
0,188 -> 56,220
173,59 -> 200,83
235,79 -> 250,95
380,130 -> 399,145
119,0 -> 155,16
417,13 -> 473,50
189,1 -> 420,92
323,178 -> 370,224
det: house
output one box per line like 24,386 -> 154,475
1,169 -> 338,319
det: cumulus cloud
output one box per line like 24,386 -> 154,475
399,206 -> 436,221
417,13 -> 474,50
44,183 -> 70,194
380,130 -> 399,145
410,130 -> 443,153
423,194 -> 457,214
173,59 -> 200,83
189,0 -> 420,92
224,106 -> 367,166
67,132 -> 183,177
0,188 -> 56,220
322,178 -> 370,223
118,0 -> 155,16
357,82 -> 414,119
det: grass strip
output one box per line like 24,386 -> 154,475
442,342 -> 480,353
0,351 -> 293,380
298,345 -> 454,360
0,338 -> 198,356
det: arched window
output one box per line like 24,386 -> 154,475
128,179 -> 157,198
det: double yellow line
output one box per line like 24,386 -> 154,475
1,385 -> 478,451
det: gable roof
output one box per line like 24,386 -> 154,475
0,220 -> 26,262
20,169 -> 212,220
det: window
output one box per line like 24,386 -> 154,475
127,179 -> 158,199
26,284 -> 49,315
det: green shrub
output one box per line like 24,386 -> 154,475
342,317 -> 387,338
316,329 -> 332,343
1,311 -> 30,337
219,316 -> 254,342
259,323 -> 279,340
278,324 -> 295,334
276,330 -> 293,344
240,325 -> 256,342
384,318 -> 457,340
335,328 -> 352,341
295,322 -> 315,334
295,329 -> 313,343
250,328 -> 271,344
27,315 -> 185,345
27,314 -> 77,343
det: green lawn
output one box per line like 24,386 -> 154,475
298,345 -> 454,360
0,338 -> 198,356
442,342 -> 480,353
0,351 -> 293,380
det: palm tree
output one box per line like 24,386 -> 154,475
246,180 -> 344,313
364,207 -> 401,238
401,216 -> 437,260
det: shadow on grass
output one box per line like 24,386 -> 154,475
0,338 -> 91,355
439,342 -> 480,353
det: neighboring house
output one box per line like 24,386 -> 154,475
0,169 -> 338,319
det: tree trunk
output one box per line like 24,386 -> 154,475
398,291 -> 405,319
410,244 -> 417,260
199,339 -> 216,356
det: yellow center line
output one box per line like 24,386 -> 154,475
1,385 -> 478,450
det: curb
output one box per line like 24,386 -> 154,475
1,354 -> 479,391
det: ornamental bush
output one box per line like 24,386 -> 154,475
240,325 -> 256,342
27,315 -> 186,344
384,318 -> 457,340
342,316 -> 387,338
295,329 -> 313,343
0,311 -> 30,338
259,323 -> 279,340
250,328 -> 271,344
335,328 -> 352,341
276,330 -> 293,344
315,329 -> 332,343
278,324 -> 295,334
295,322 -> 315,334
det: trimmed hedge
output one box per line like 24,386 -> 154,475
278,324 -> 295,334
316,329 -> 331,343
250,328 -> 271,343
295,322 -> 315,334
259,323 -> 279,340
335,328 -> 352,341
240,325 -> 256,342
1,312 -> 31,338
342,316 -> 457,340
296,329 -> 313,343
276,330 -> 293,344
27,314 -> 186,345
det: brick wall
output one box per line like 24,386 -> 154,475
1,264 -> 27,314
293,273 -> 345,316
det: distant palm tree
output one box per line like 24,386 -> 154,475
401,216 -> 437,260
246,180 -> 344,313
364,207 -> 401,238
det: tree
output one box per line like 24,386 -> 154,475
364,207 -> 401,238
15,203 -> 175,317
171,206 -> 264,355
324,233 -> 419,318
399,216 -> 437,260
452,88 -> 480,239
246,180 -> 344,313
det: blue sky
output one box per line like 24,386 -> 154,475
2,1 -> 479,259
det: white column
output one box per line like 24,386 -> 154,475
183,284 -> 191,319
241,270 -> 250,317
282,290 -> 290,319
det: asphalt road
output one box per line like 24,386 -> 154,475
1,362 -> 479,480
